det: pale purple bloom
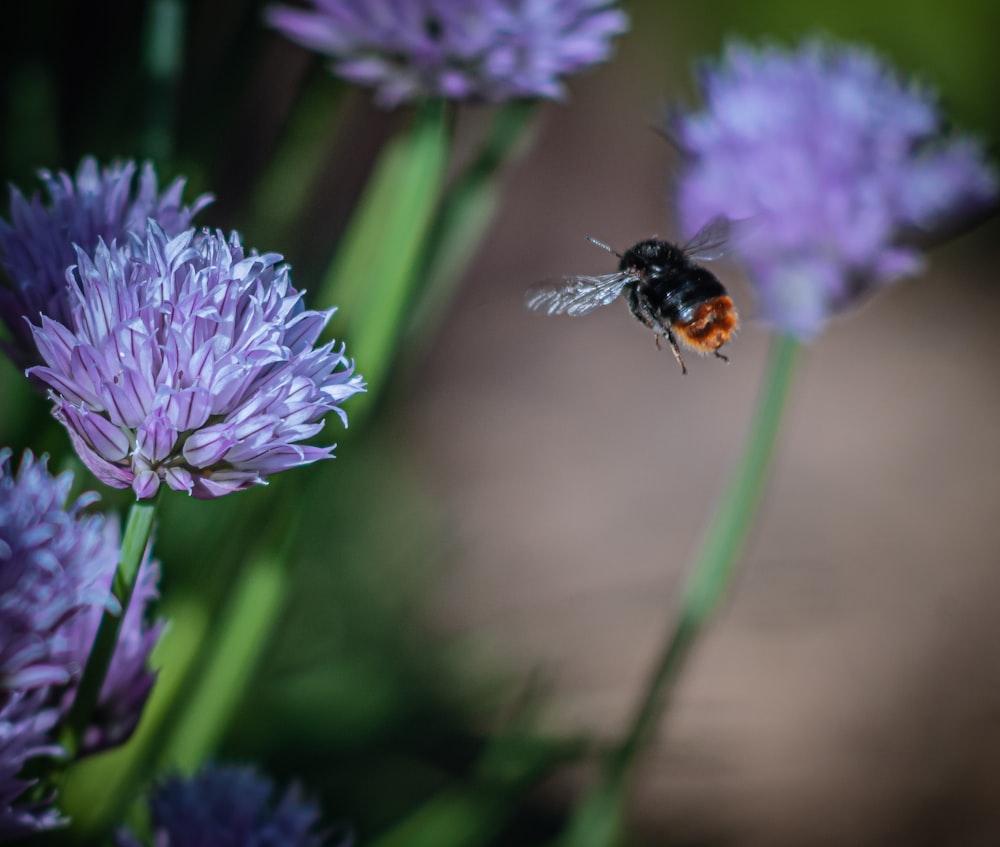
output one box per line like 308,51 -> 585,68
266,0 -> 628,107
0,157 -> 211,368
0,691 -> 64,839
28,224 -> 365,500
114,764 -> 347,847
674,39 -> 998,337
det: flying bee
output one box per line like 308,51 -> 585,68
525,216 -> 738,375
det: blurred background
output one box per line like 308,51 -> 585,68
2,1 -> 1000,845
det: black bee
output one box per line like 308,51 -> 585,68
525,216 -> 738,374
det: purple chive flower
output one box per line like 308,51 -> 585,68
114,764 -> 348,847
0,449 -> 162,834
0,449 -> 162,743
674,39 -> 998,337
0,157 -> 211,368
0,691 -> 64,839
265,0 -> 628,107
0,449 -> 117,693
28,224 -> 365,500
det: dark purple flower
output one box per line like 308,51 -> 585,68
0,157 -> 211,368
0,450 -> 163,835
1,448 -> 162,749
0,691 -> 64,839
673,39 -> 998,337
0,449 -> 116,693
114,764 -> 348,847
28,224 -> 365,499
266,0 -> 628,107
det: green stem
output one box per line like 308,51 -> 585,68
564,333 -> 800,847
62,498 -> 158,756
407,100 -> 537,340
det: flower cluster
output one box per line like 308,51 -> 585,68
673,38 -> 998,337
0,158 -> 211,367
0,449 -> 161,834
0,450 -> 113,693
28,224 -> 366,500
114,764 -> 347,847
266,0 -> 629,107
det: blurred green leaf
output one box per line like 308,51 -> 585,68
318,99 -> 449,407
157,554 -> 288,773
408,101 -> 536,341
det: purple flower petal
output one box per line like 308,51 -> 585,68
137,408 -> 179,463
132,470 -> 161,500
164,466 -> 194,495
71,405 -> 131,462
182,425 -> 237,468
0,692 -> 65,838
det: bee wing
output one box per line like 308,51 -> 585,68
680,214 -> 732,261
525,272 -> 633,317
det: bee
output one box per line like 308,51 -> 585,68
525,216 -> 738,375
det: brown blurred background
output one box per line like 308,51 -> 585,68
401,3 -> 1000,844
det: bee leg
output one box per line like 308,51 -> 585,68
713,349 -> 730,364
664,328 -> 688,375
627,290 -> 685,372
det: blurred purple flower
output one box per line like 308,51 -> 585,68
0,449 -> 116,693
674,39 -> 998,338
0,157 -> 211,368
115,764 -> 348,847
1,448 -> 162,743
266,0 -> 628,107
28,224 -> 365,500
0,691 -> 64,839
0,449 -> 162,834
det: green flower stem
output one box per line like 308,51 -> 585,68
319,98 -> 450,410
564,333 -> 800,847
408,99 -> 538,341
62,498 -> 158,757
156,551 -> 288,773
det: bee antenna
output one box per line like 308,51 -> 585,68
586,236 -> 621,258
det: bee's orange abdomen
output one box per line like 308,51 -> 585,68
674,296 -> 739,353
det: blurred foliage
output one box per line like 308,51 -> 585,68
636,0 -> 1000,137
